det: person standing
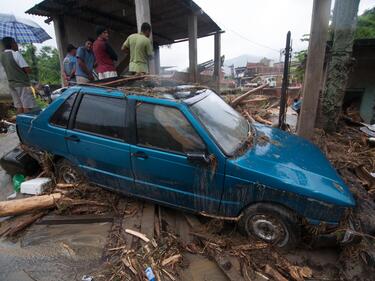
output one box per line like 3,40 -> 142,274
0,37 -> 37,114
63,44 -> 77,86
76,38 -> 95,84
93,26 -> 118,80
121,22 -> 153,75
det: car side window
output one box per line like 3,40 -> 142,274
74,94 -> 126,140
50,93 -> 77,128
136,102 -> 206,153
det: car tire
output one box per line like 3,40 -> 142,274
239,203 -> 300,250
55,159 -> 85,184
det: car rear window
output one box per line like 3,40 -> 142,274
74,94 -> 126,140
50,93 -> 77,128
136,103 -> 205,154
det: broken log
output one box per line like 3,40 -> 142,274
96,75 -> 148,86
0,193 -> 62,217
125,228 -> 150,243
264,264 -> 288,281
162,254 -> 182,266
238,96 -> 269,105
230,84 -> 268,107
254,115 -> 273,125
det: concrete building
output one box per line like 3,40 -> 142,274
346,39 -> 375,124
26,0 -> 223,83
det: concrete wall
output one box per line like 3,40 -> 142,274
0,62 -> 10,103
55,16 -> 130,72
347,45 -> 375,124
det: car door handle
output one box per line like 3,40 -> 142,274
132,151 -> 148,159
65,135 -> 80,142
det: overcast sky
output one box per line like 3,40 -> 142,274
0,0 -> 374,69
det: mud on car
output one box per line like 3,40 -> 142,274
14,83 -> 356,249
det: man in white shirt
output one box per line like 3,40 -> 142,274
0,37 -> 36,114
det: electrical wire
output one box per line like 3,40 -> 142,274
224,27 -> 281,53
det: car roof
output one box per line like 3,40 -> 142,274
72,75 -> 212,103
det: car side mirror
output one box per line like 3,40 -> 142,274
187,152 -> 211,165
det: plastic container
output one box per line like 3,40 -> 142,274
145,267 -> 156,281
20,177 -> 51,195
12,174 -> 25,192
1,147 -> 40,176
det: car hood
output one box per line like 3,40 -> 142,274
229,124 -> 355,207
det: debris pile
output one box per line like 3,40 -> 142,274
223,85 -> 285,127
1,84 -> 374,280
313,121 -> 375,279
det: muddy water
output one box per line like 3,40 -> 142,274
0,133 -> 112,280
0,222 -> 111,281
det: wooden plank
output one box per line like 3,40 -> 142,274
161,207 -> 176,234
123,200 -> 143,250
36,214 -> 114,225
175,212 -> 192,245
184,213 -> 203,231
180,253 -> 229,281
215,255 -> 246,281
140,203 -> 155,240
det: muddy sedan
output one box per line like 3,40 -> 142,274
15,85 -> 355,249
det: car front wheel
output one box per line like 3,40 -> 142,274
239,203 -> 300,250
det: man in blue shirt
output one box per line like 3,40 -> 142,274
76,38 -> 95,84
63,44 -> 77,86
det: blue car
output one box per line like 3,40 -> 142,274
16,85 -> 355,249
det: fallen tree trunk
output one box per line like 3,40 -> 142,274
230,84 -> 268,107
0,193 -> 62,217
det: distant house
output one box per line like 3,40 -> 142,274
234,60 -> 284,87
245,62 -> 283,77
198,56 -> 225,79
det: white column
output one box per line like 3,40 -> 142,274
188,13 -> 198,82
134,0 -> 155,74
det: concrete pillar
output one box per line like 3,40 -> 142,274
154,44 -> 160,74
135,0 -> 151,33
188,13 -> 198,83
135,0 -> 155,74
297,0 -> 331,139
53,15 -> 69,86
213,32 -> 221,91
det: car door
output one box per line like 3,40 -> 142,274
130,100 -> 225,214
65,91 -> 133,192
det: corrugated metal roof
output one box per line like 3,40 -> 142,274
26,0 -> 222,46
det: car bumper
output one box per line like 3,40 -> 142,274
310,220 -> 361,248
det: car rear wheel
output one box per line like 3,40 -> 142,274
239,203 -> 300,250
55,159 -> 85,184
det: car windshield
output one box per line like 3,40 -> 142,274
190,91 -> 249,156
